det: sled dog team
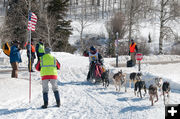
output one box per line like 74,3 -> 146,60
104,70 -> 170,106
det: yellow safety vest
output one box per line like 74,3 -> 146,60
40,54 -> 57,77
38,43 -> 45,53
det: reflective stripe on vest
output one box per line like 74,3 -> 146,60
38,43 -> 45,53
130,43 -> 136,53
40,54 -> 57,77
89,52 -> 98,62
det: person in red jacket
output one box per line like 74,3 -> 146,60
129,39 -> 138,65
35,47 -> 61,108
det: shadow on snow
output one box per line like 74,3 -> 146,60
0,108 -> 28,116
120,105 -> 151,113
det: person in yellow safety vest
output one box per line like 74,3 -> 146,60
35,39 -> 45,61
35,47 -> 61,109
129,39 -> 138,65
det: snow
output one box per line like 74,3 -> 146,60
0,50 -> 180,119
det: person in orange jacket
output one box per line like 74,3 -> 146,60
129,39 -> 138,65
26,38 -> 36,72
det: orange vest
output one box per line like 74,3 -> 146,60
31,44 -> 35,53
130,43 -> 136,53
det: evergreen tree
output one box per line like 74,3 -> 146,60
1,0 -> 75,53
1,0 -> 28,46
47,0 -> 75,52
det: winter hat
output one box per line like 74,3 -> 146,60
13,40 -> 20,44
45,47 -> 51,54
90,46 -> 96,51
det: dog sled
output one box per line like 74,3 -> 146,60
87,61 -> 110,87
88,61 -> 103,83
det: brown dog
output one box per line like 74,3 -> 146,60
113,70 -> 127,92
149,84 -> 158,106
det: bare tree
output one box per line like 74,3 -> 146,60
102,0 -> 104,19
111,12 -> 127,39
74,10 -> 96,51
157,0 -> 180,54
105,11 -> 128,56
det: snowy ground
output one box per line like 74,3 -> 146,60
0,50 -> 180,119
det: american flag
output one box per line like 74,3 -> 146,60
28,12 -> 37,31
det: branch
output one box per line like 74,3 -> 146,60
163,0 -> 170,6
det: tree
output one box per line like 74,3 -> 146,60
111,12 -> 127,39
46,0 -> 73,52
105,12 -> 128,57
157,0 -> 180,54
126,0 -> 143,45
0,0 -> 28,47
1,0 -> 75,52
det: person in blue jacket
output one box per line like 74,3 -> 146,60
10,40 -> 22,78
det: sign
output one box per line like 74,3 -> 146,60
165,104 -> 180,119
136,53 -> 143,61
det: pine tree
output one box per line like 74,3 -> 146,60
1,0 -> 75,52
47,0 -> 75,52
1,0 -> 28,46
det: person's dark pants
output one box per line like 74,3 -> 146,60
87,63 -> 95,80
37,56 -> 40,62
37,53 -> 44,61
11,62 -> 18,78
87,71 -> 90,80
28,57 -> 34,72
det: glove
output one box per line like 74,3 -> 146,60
83,50 -> 88,56
100,62 -> 103,66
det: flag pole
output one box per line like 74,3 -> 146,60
28,0 -> 32,104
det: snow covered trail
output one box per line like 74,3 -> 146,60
0,52 -> 180,119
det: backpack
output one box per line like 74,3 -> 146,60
2,42 -> 11,57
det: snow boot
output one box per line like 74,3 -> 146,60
54,91 -> 61,107
42,93 -> 48,109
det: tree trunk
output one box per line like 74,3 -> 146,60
113,0 -> 115,13
80,28 -> 84,51
97,0 -> 100,6
128,0 -> 134,46
39,0 -> 44,18
45,15 -> 52,49
159,0 -> 164,54
102,0 -> 104,19
92,0 -> 94,5
119,0 -> 122,11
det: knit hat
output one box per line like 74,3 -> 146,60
45,47 -> 51,54
90,46 -> 96,52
